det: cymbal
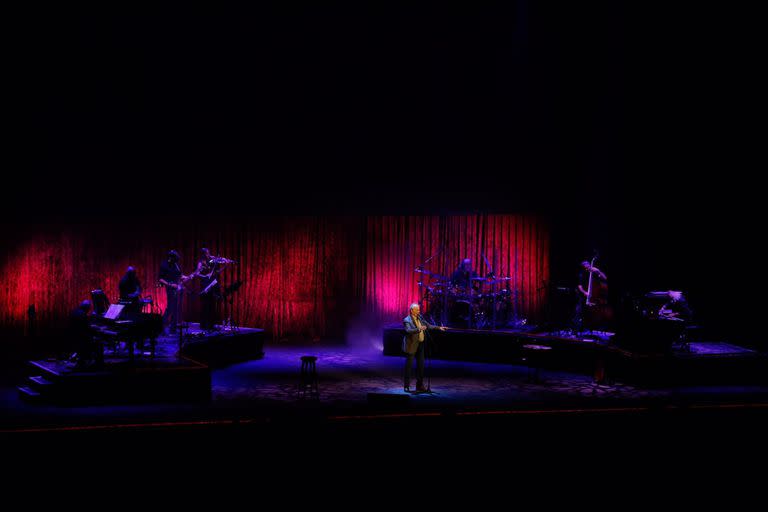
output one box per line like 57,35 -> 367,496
645,291 -> 679,298
471,276 -> 513,284
415,268 -> 447,281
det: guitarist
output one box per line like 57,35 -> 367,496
158,250 -> 190,334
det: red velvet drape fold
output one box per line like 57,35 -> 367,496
364,215 -> 549,323
1,215 -> 548,339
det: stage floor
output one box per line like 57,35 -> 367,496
3,341 -> 768,432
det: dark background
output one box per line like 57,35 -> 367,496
5,2 -> 762,346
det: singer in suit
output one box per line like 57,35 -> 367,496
402,303 -> 446,392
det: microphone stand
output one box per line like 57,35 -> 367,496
420,314 -> 440,395
177,290 -> 184,359
177,279 -> 191,359
415,245 -> 444,321
422,245 -> 443,267
482,250 -> 497,330
175,264 -> 195,359
222,279 -> 243,333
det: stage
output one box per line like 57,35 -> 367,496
5,339 -> 768,432
16,324 -> 265,405
178,324 -> 266,366
382,324 -> 767,386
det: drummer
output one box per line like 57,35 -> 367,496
450,258 -> 480,292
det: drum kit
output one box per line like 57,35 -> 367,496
415,267 -> 525,330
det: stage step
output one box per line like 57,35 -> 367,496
28,375 -> 54,390
19,356 -> 212,405
17,386 -> 42,402
29,360 -> 62,379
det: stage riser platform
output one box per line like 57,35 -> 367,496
180,328 -> 265,367
17,324 -> 266,405
610,356 -> 768,387
383,327 -> 604,368
382,326 -> 768,385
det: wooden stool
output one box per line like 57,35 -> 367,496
522,344 -> 552,383
298,356 -> 319,400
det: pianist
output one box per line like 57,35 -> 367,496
658,290 -> 694,322
119,266 -> 143,315
69,300 -> 103,370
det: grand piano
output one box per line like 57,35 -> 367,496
90,303 -> 163,360
612,290 -> 696,353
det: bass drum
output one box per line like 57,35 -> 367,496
448,297 -> 487,328
423,284 -> 448,319
448,298 -> 472,328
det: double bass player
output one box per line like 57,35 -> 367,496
575,257 -> 612,333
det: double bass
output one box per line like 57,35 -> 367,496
581,253 -> 612,331
585,255 -> 607,307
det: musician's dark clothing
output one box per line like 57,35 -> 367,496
405,340 -> 425,390
662,297 -> 694,322
69,306 -> 90,350
118,273 -> 142,314
577,270 -> 608,305
69,307 -> 102,368
198,260 -> 221,331
159,261 -> 182,285
159,261 -> 183,332
450,269 -> 479,289
200,293 -> 217,331
575,269 -> 612,332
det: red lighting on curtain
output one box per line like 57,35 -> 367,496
365,215 -> 549,323
0,215 -> 548,340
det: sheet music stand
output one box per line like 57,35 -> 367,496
222,280 -> 243,332
104,304 -> 125,320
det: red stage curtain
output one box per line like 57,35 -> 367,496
0,215 -> 548,340
365,215 -> 549,323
